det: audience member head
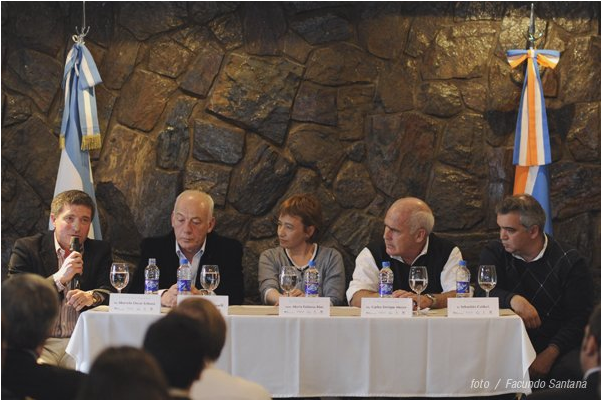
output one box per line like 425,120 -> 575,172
383,197 -> 434,260
580,304 -> 601,372
171,297 -> 226,362
50,189 -> 95,249
143,313 -> 207,392
1,274 -> 59,352
78,346 -> 169,399
277,193 -> 323,249
495,194 -> 546,258
171,190 -> 216,261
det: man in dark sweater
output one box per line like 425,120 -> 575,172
2,274 -> 86,399
347,197 -> 463,309
478,194 -> 594,380
130,190 -> 244,306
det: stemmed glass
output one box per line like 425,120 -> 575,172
200,265 -> 220,296
110,263 -> 130,293
280,265 -> 299,297
409,266 -> 428,316
478,265 -> 497,297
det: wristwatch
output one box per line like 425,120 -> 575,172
425,293 -> 436,308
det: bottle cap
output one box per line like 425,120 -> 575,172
459,260 -> 467,267
308,260 -> 316,267
382,261 -> 390,268
148,258 -> 156,265
179,257 -> 189,265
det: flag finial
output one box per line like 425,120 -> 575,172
526,3 -> 543,48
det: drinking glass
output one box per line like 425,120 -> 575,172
110,263 -> 129,293
409,266 -> 428,316
478,265 -> 497,297
280,265 -> 299,297
200,265 -> 220,296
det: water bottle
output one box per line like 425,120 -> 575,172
144,258 -> 160,294
379,261 -> 394,297
456,260 -> 470,297
177,258 -> 192,295
304,260 -> 320,297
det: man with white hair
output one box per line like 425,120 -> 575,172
130,190 -> 244,306
347,197 -> 463,309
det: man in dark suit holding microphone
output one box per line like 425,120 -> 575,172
8,189 -> 113,367
130,190 -> 245,306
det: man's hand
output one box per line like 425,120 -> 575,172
161,284 -> 202,307
392,290 -> 432,310
66,289 -> 95,311
529,345 -> 560,379
510,295 -> 541,329
56,252 -> 84,285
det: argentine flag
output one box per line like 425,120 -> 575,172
507,48 -> 560,235
51,41 -> 102,239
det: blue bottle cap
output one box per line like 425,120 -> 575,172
308,260 -> 316,267
382,261 -> 391,268
179,257 -> 189,265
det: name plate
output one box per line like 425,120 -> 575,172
177,295 -> 229,316
109,293 -> 161,314
279,297 -> 330,317
361,297 -> 413,318
447,297 -> 499,317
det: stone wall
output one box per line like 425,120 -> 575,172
2,2 -> 600,303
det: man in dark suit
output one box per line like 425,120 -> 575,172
8,189 -> 113,367
1,273 -> 87,399
528,305 -> 600,399
130,190 -> 244,306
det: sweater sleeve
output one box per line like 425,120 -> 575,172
548,250 -> 594,354
319,248 -> 346,306
258,248 -> 281,304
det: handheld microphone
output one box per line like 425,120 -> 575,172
69,236 -> 81,289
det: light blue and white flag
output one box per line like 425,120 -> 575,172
51,41 -> 103,239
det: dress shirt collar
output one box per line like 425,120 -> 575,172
583,366 -> 601,380
512,234 -> 548,262
391,236 -> 429,266
175,238 -> 207,263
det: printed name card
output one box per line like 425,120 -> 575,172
279,297 -> 330,317
361,297 -> 413,318
177,295 -> 229,316
109,293 -> 161,314
447,297 -> 499,317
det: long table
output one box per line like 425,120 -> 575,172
66,306 -> 536,398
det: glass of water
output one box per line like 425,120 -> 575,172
409,266 -> 428,316
478,265 -> 497,297
110,263 -> 130,293
200,265 -> 220,296
280,265 -> 299,297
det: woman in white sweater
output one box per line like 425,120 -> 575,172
258,194 -> 346,306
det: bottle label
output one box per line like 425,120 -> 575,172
305,283 -> 319,296
178,279 -> 191,293
379,283 -> 393,297
144,279 -> 159,294
456,281 -> 470,294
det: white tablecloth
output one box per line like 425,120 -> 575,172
66,306 -> 536,397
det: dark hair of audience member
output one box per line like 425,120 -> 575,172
1,273 -> 59,350
143,313 -> 208,391
171,297 -> 227,361
78,346 -> 169,399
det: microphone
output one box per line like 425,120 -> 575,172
69,236 -> 81,290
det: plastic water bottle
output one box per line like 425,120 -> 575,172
456,260 -> 470,297
144,258 -> 160,294
379,261 -> 394,297
304,260 -> 320,297
177,258 -> 192,295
